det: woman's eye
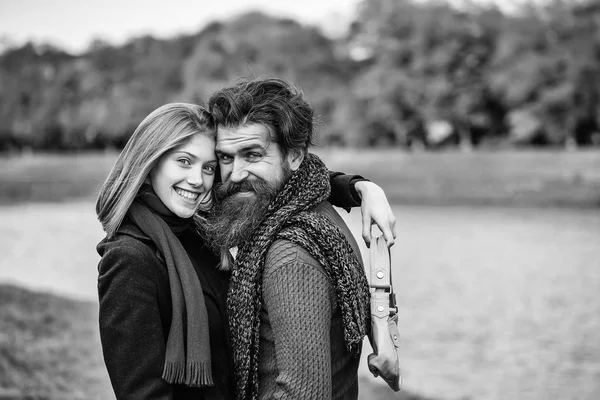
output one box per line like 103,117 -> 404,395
177,158 -> 191,166
204,165 -> 216,173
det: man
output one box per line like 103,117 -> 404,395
207,78 -> 373,400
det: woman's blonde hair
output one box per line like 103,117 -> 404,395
96,103 -> 216,238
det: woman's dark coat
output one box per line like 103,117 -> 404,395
97,218 -> 233,400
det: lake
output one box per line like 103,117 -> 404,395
1,201 -> 599,400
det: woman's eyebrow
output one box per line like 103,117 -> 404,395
172,150 -> 197,159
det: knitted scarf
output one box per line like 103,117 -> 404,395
127,185 -> 214,387
227,153 -> 371,400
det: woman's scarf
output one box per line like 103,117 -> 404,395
127,185 -> 214,387
227,154 -> 370,400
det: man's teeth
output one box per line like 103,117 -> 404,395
175,188 -> 199,201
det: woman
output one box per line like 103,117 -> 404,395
95,103 -> 396,399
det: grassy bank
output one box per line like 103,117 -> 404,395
1,150 -> 599,207
318,148 -> 600,208
0,284 -> 437,400
0,284 -> 111,399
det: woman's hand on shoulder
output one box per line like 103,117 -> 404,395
354,181 -> 397,248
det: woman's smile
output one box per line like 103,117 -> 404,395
174,187 -> 200,202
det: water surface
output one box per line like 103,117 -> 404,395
345,206 -> 600,400
1,202 -> 598,400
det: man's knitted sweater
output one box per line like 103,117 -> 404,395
257,200 -> 364,400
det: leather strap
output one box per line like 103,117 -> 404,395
367,235 -> 402,391
369,236 -> 398,315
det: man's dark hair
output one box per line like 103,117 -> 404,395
208,77 -> 315,156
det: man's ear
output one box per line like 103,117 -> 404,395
287,149 -> 305,171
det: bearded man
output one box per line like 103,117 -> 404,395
207,78 -> 373,400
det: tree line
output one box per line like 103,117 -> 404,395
1,0 -> 599,152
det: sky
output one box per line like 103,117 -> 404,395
0,0 -> 362,54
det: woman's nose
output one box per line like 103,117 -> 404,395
186,166 -> 203,187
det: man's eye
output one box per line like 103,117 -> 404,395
177,158 -> 191,166
219,154 -> 233,163
246,152 -> 261,161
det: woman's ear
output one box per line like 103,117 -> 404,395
287,149 -> 305,171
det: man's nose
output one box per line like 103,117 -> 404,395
229,159 -> 249,183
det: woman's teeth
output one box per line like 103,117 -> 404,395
175,188 -> 199,201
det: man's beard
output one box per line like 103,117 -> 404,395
206,163 -> 292,257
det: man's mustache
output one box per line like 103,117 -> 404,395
215,179 -> 273,199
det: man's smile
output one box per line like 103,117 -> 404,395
230,191 -> 256,200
